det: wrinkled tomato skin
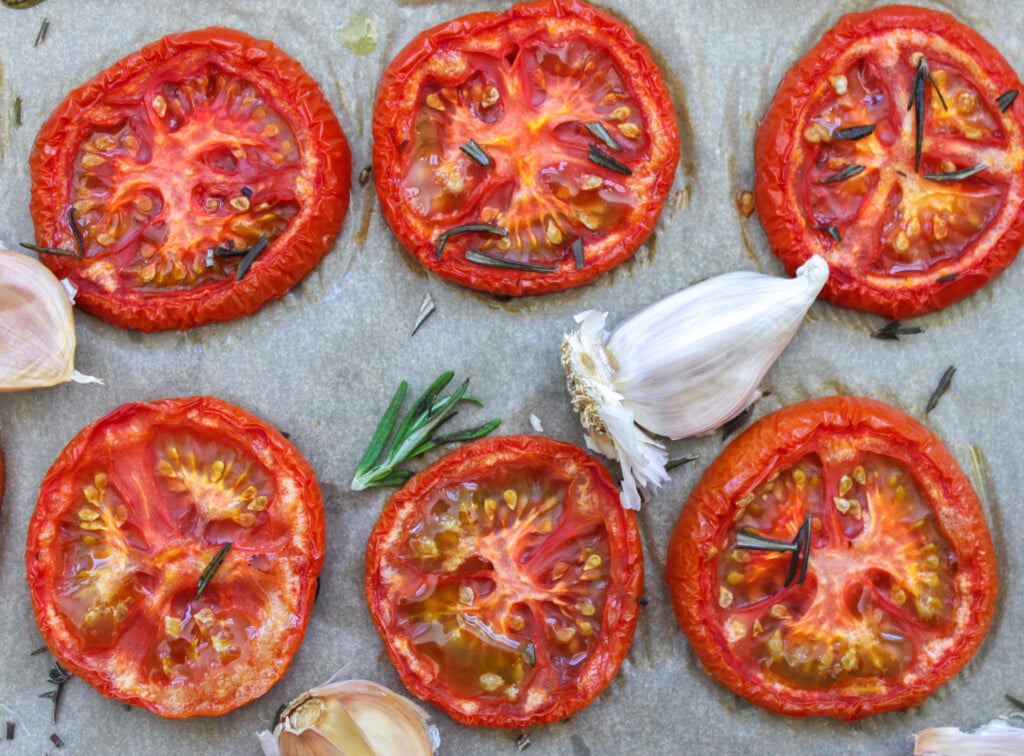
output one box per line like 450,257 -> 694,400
29,28 -> 351,332
365,435 -> 643,728
26,397 -> 325,718
754,5 -> 1024,319
665,397 -> 998,720
373,0 -> 679,296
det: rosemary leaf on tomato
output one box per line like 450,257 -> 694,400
236,234 -> 269,280
460,139 -> 492,167
351,371 -> 501,490
585,121 -> 622,151
833,124 -> 876,140
195,542 -> 232,600
465,249 -> 559,273
434,223 -> 507,260
997,89 -> 1019,112
571,238 -> 585,270
20,242 -> 78,258
587,144 -> 632,175
821,164 -> 865,184
924,163 -> 987,183
67,208 -> 85,256
812,225 -> 842,242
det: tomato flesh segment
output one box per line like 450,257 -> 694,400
390,466 -> 610,703
49,423 -> 298,689
404,35 -> 647,265
718,452 -> 957,689
803,50 -> 1010,277
70,64 -> 301,290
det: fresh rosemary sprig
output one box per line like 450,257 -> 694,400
195,542 -> 232,600
351,371 -> 501,490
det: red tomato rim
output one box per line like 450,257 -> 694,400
364,434 -> 644,728
26,396 -> 326,718
29,27 -> 352,332
372,0 -> 680,296
754,4 -> 1024,319
665,396 -> 999,720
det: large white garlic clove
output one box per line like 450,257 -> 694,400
562,256 -> 828,510
0,245 -> 102,390
257,679 -> 439,756
913,717 -> 1024,755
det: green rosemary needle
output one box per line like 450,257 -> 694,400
195,542 -> 232,600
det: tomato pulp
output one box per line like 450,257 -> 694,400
666,396 -> 998,720
372,0 -> 680,296
365,435 -> 643,728
26,397 -> 325,717
29,28 -> 351,331
755,5 -> 1024,318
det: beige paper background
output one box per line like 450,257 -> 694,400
1,0 -> 1022,753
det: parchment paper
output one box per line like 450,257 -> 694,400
1,1 -> 1022,753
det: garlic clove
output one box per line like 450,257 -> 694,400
913,717 -> 1024,755
562,255 -> 828,510
258,679 -> 438,756
610,254 -> 828,438
0,245 -> 102,390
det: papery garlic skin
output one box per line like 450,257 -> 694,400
257,679 -> 438,756
0,246 -> 101,390
561,255 -> 828,510
913,717 -> 1024,755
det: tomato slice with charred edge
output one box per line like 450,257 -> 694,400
372,0 -> 679,296
29,27 -> 351,332
365,435 -> 643,728
754,5 -> 1024,319
26,397 -> 325,718
665,396 -> 998,720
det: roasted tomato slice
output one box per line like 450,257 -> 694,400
365,435 -> 643,728
754,5 -> 1024,318
665,396 -> 998,720
26,397 -> 325,717
29,28 -> 351,331
372,0 -> 679,296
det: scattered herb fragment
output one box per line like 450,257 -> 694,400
584,121 -> 621,151
411,292 -> 435,336
871,320 -> 924,340
571,237 -> 584,270
721,406 -> 753,438
50,733 -> 64,748
997,89 -> 1019,112
195,542 -> 232,600
434,223 -> 507,260
358,165 -> 372,186
833,124 -> 876,140
465,249 -> 559,273
39,661 -> 72,725
813,224 -> 842,242
516,732 -> 532,752
5,722 -> 13,740
587,144 -> 632,175
523,642 -> 536,667
350,370 -> 501,490
924,163 -> 987,183
34,18 -> 49,47
240,186 -> 253,198
459,139 -> 491,167
30,645 -> 49,656
666,453 -> 699,470
925,365 -> 956,416
821,163 -> 865,184
13,95 -> 22,127
1007,693 -> 1024,710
